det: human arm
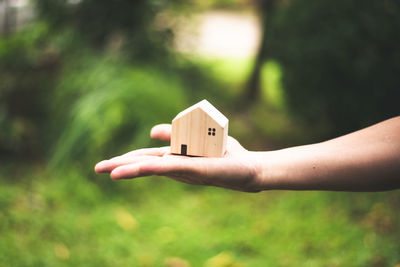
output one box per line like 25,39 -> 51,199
95,117 -> 400,192
256,116 -> 400,191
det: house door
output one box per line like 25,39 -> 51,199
181,144 -> 187,155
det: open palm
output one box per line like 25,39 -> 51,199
95,124 -> 261,192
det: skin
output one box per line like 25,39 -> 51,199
95,116 -> 400,192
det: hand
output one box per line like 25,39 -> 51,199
95,124 -> 262,192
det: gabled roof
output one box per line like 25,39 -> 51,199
173,99 -> 228,127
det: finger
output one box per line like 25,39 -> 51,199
110,156 -> 230,185
227,136 -> 246,153
112,146 -> 170,159
95,147 -> 170,173
110,157 -> 197,180
150,124 -> 172,141
95,155 -> 158,173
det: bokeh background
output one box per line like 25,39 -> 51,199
1,0 -> 399,266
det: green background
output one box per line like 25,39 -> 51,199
0,0 -> 399,266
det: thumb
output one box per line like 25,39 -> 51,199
150,124 -> 172,141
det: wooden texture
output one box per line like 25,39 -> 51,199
171,100 -> 228,157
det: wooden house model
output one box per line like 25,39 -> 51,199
170,100 -> 229,157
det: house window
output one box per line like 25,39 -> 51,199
208,128 -> 216,136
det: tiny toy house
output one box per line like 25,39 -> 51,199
171,100 -> 229,157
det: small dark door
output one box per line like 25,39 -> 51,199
181,144 -> 187,155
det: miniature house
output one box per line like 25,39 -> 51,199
170,100 -> 229,157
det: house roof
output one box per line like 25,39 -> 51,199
173,99 -> 228,127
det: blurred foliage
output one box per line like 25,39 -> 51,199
49,53 -> 187,168
267,0 -> 400,137
189,0 -> 250,10
34,0 -> 250,62
0,22 -> 59,158
260,61 -> 285,111
35,0 -> 172,61
1,0 -> 396,158
0,2 -> 228,164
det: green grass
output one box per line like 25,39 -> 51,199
1,165 -> 399,267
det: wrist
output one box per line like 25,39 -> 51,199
249,151 -> 284,191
